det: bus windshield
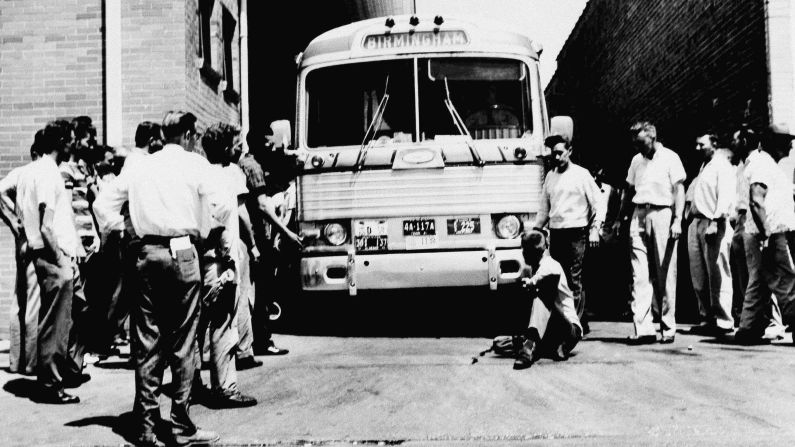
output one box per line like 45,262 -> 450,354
305,57 -> 533,148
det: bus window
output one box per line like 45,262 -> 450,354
306,60 -> 415,148
418,58 -> 532,140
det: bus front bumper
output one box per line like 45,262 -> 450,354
300,248 -> 524,295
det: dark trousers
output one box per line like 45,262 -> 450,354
33,252 -> 74,389
131,242 -> 201,437
549,227 -> 588,320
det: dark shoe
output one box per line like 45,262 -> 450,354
659,335 -> 675,344
550,344 -> 569,361
627,335 -> 657,345
132,433 -> 165,447
512,336 -> 537,370
209,389 -> 258,409
261,345 -> 289,356
190,381 -> 211,405
235,356 -> 263,370
687,323 -> 714,335
171,428 -> 220,446
62,373 -> 91,388
39,388 -> 80,404
734,330 -> 771,345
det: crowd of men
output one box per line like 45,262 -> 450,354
0,112 -> 302,446
2,111 -> 795,443
509,120 -> 795,370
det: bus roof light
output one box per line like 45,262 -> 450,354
514,147 -> 527,160
409,16 -> 420,26
434,16 -> 444,26
385,17 -> 395,28
311,155 -> 325,168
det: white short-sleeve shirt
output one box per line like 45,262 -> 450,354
691,150 -> 736,219
743,149 -> 795,234
626,143 -> 686,206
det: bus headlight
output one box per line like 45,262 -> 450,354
495,215 -> 522,239
323,223 -> 348,246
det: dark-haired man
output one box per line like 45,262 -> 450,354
95,111 -> 230,446
513,230 -> 583,370
14,121 -> 81,403
686,133 -> 736,335
0,132 -> 43,375
195,122 -> 258,407
616,121 -> 686,344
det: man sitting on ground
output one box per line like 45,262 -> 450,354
513,230 -> 584,370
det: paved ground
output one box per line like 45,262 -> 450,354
2,317 -> 794,446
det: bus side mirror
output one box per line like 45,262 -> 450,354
270,120 -> 292,149
549,116 -> 574,144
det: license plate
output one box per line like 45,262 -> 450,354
403,219 -> 436,236
405,235 -> 439,250
355,220 -> 388,251
447,217 -> 481,235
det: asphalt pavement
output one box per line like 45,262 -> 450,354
1,318 -> 794,446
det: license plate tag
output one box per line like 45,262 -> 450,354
447,217 -> 481,235
355,220 -> 388,252
405,235 -> 439,250
403,219 -> 436,236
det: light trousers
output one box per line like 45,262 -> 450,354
687,217 -> 734,329
630,207 -> 678,337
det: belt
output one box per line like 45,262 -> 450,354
140,234 -> 200,247
635,203 -> 670,210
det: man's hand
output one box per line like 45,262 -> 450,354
287,232 -> 304,249
611,220 -> 622,238
670,219 -> 682,239
588,227 -> 600,248
250,246 -> 261,263
705,220 -> 719,237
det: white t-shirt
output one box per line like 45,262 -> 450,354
538,163 -> 605,229
201,163 -> 248,262
743,149 -> 795,234
626,144 -> 686,206
529,255 -> 582,331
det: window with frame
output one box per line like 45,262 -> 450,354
197,0 -> 238,102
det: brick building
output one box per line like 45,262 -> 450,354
546,0 -> 794,179
0,0 -> 243,337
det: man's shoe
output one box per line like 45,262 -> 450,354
687,323 -> 714,335
235,356 -> 263,370
171,428 -> 220,446
39,388 -> 80,404
209,389 -> 258,409
734,330 -> 771,345
262,345 -> 289,356
627,335 -> 657,345
132,433 -> 165,447
512,336 -> 537,370
659,335 -> 675,344
62,373 -> 91,388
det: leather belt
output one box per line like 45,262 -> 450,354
140,234 -> 200,247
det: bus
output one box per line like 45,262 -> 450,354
293,14 -> 552,299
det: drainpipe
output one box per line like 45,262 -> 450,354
239,0 -> 250,151
104,0 -> 123,147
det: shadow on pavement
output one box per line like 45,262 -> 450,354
3,377 -> 38,400
92,359 -> 134,370
66,411 -> 172,445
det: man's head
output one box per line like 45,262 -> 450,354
201,122 -> 241,165
71,116 -> 97,159
731,125 -> 758,162
544,134 -> 572,171
134,121 -> 164,153
162,111 -> 199,150
41,120 -> 74,159
30,129 -> 45,161
761,122 -> 795,162
695,132 -> 718,162
521,229 -> 548,267
630,121 -> 657,158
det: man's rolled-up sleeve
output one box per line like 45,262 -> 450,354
93,172 -> 128,234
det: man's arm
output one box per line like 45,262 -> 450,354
93,173 -> 129,234
613,185 -> 636,236
0,190 -> 22,239
531,180 -> 550,230
749,183 -> 770,238
256,192 -> 302,247
238,197 -> 259,261
39,204 -> 62,263
670,182 -> 685,239
584,174 -> 605,247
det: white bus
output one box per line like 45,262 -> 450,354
293,15 -> 552,298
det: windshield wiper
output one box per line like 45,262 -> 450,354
443,77 -> 484,167
355,75 -> 390,172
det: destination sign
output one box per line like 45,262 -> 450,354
363,30 -> 469,50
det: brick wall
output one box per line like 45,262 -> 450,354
546,0 -> 769,180
0,0 -> 105,338
120,0 -> 186,147
185,0 -> 241,131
